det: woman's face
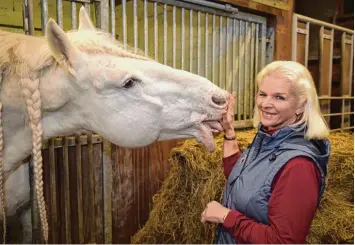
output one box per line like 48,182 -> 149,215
256,74 -> 301,130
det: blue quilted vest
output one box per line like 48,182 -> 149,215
214,124 -> 330,244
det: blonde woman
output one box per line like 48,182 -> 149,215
201,61 -> 331,244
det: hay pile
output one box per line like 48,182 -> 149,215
306,132 -> 354,244
132,130 -> 354,244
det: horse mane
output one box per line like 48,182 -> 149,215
0,29 -> 151,80
0,28 -> 152,242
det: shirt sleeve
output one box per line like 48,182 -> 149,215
223,151 -> 242,178
222,156 -> 320,244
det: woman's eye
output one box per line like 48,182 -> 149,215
258,92 -> 266,97
276,96 -> 285,100
123,78 -> 139,89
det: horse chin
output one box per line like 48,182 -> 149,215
195,121 -> 223,152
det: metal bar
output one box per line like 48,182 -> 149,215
250,22 -> 256,117
164,4 -> 168,65
179,0 -> 239,13
154,2 -> 158,61
63,137 -> 72,243
173,6 -> 177,68
226,17 -> 230,91
144,0 -> 148,57
238,20 -> 244,120
244,21 -> 249,119
75,135 -> 84,243
305,21 -> 310,67
330,126 -> 354,132
189,9 -> 193,72
150,0 -> 264,24
122,0 -> 127,48
84,3 -> 90,15
41,0 -> 48,34
49,139 -> 58,243
197,11 -> 201,74
27,0 -> 34,35
255,23 -> 259,95
205,13 -> 208,78
110,0 -> 115,37
260,21 -> 266,70
323,112 -> 354,116
212,14 -> 216,83
292,14 -> 297,61
71,1 -> 77,29
232,19 -> 237,113
294,13 -> 354,34
219,16 -> 223,88
133,0 -> 138,52
181,8 -> 185,70
56,0 -> 63,28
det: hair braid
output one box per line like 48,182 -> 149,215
20,77 -> 48,243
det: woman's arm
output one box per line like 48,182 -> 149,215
222,157 -> 320,243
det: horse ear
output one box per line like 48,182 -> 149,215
46,18 -> 79,76
79,6 -> 95,31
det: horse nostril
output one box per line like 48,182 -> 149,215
211,94 -> 227,106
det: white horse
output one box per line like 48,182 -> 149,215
0,7 -> 228,242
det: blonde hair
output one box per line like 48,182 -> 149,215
253,61 -> 329,139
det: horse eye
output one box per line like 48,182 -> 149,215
123,78 -> 139,89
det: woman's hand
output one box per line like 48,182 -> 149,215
200,201 -> 231,224
221,92 -> 236,138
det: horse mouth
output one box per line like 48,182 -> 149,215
195,120 -> 223,152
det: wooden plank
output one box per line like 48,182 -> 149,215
67,141 -> 78,243
296,21 -> 307,65
55,144 -> 64,243
319,27 -> 333,124
341,33 -> 353,128
75,135 -> 84,243
81,141 -> 94,243
103,139 -> 112,244
41,149 -> 51,243
48,139 -> 58,243
62,137 -> 72,243
94,143 -> 104,243
112,145 -> 134,243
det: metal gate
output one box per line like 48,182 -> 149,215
16,0 -> 270,243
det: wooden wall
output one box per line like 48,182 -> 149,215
42,137 -> 178,243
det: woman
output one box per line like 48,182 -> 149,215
200,61 -> 331,244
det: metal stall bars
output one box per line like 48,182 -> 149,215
21,0 -> 112,243
20,0 -> 270,243
116,0 -> 269,128
292,13 -> 354,132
